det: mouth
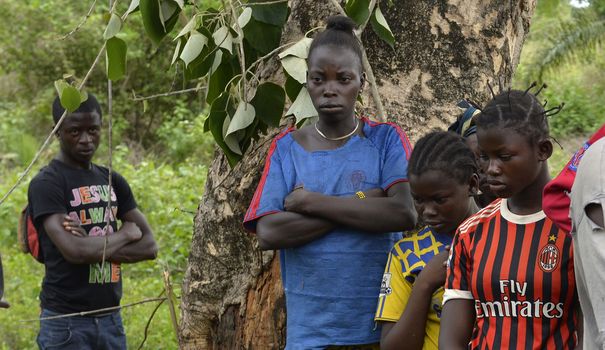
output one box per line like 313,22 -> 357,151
424,220 -> 445,229
77,149 -> 94,156
487,180 -> 506,192
318,104 -> 343,112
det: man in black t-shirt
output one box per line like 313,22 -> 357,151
28,94 -> 158,350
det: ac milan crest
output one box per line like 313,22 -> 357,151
539,244 -> 560,272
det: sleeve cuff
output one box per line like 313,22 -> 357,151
442,289 -> 473,305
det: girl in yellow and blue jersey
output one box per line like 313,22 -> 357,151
375,131 -> 479,350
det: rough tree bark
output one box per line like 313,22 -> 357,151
179,0 -> 536,348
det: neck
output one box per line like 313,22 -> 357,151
507,163 -> 550,215
316,114 -> 357,139
56,152 -> 91,170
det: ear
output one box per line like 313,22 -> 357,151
536,138 -> 553,161
468,173 -> 480,195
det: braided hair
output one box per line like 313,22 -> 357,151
308,16 -> 363,72
409,131 -> 478,185
475,83 -> 564,143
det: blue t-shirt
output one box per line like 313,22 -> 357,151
244,118 -> 412,349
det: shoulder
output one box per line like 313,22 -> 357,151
361,117 -> 412,152
269,126 -> 296,154
392,227 -> 434,255
457,199 -> 502,237
29,162 -> 62,187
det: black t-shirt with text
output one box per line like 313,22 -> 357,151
27,159 -> 137,314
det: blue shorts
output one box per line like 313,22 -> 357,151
37,308 -> 126,350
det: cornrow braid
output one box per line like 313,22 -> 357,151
409,131 -> 478,184
476,83 -> 563,141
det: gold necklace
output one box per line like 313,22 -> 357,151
314,119 -> 360,141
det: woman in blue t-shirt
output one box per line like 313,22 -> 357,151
243,15 -> 417,350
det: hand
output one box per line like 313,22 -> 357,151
416,245 -> 450,292
122,221 -> 143,241
63,216 -> 87,237
284,188 -> 316,215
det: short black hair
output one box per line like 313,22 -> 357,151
475,85 -> 562,142
308,15 -> 363,70
52,93 -> 102,125
409,131 -> 478,184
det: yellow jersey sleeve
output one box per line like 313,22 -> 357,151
375,250 -> 416,322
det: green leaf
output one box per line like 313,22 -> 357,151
60,85 -> 83,112
345,0 -> 371,26
249,0 -> 289,26
284,74 -> 302,102
286,87 -> 318,123
103,12 -> 123,40
370,6 -> 395,48
223,115 -> 243,155
208,94 -> 242,166
280,56 -> 307,84
159,0 -> 178,32
126,0 -> 140,16
212,26 -> 233,54
226,101 -> 256,136
206,59 -> 234,104
54,79 -> 69,97
140,0 -> 180,44
171,37 -> 185,65
278,37 -> 313,59
180,32 -> 208,67
106,37 -> 127,81
238,7 -> 252,28
242,17 -> 282,54
175,14 -> 199,39
251,82 -> 285,127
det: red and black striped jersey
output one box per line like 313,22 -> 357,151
444,198 -> 578,349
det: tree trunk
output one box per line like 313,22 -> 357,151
179,0 -> 536,348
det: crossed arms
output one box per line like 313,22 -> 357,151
42,208 -> 158,264
256,182 -> 417,250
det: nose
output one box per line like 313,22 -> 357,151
422,203 -> 438,219
79,132 -> 92,143
486,159 -> 501,176
323,81 -> 337,97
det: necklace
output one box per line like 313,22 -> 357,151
314,119 -> 360,141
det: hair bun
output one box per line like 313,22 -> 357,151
325,15 -> 357,33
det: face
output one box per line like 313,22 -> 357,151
410,170 -> 476,235
57,111 -> 101,168
477,127 -> 543,198
306,45 -> 364,121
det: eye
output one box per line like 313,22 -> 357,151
68,129 -> 79,136
340,76 -> 352,83
479,153 -> 489,161
499,154 -> 512,161
434,197 -> 448,205
310,76 -> 322,83
412,196 -> 422,205
88,127 -> 100,135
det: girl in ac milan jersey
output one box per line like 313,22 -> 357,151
440,85 -> 579,350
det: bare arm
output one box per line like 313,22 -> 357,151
108,208 -> 158,263
439,299 -> 476,350
43,213 -> 142,264
256,188 -> 389,250
381,248 -> 450,350
285,182 -> 417,233
256,212 -> 335,250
